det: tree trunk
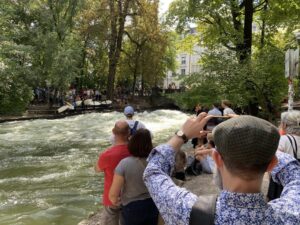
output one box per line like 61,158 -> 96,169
131,47 -> 141,96
241,0 -> 254,61
260,1 -> 268,48
79,37 -> 88,89
106,0 -> 131,100
107,0 -> 117,100
141,74 -> 145,97
230,0 -> 244,61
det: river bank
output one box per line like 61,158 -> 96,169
78,172 -> 270,225
0,96 -> 179,123
78,173 -> 219,225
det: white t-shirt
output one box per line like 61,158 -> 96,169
126,119 -> 146,131
223,107 -> 235,116
278,135 -> 300,159
109,119 -> 147,144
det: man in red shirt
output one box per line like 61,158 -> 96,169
95,120 -> 130,225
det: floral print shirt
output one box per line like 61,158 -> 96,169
143,144 -> 300,225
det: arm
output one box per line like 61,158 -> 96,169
94,163 -> 103,172
144,144 -> 198,225
109,174 -> 125,206
200,156 -> 214,174
269,151 -> 300,222
195,147 -> 214,174
95,152 -> 107,173
144,113 -> 212,225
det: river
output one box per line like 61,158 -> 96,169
0,110 -> 189,225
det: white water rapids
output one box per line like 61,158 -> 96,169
0,110 -> 189,225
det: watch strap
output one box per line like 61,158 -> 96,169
175,130 -> 188,143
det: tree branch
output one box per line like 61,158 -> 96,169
198,17 -> 214,25
124,30 -> 148,47
124,30 -> 140,46
254,0 -> 267,11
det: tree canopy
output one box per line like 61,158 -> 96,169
0,0 -> 175,115
168,0 -> 300,119
1,0 -> 299,117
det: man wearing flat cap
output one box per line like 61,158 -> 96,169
144,114 -> 300,225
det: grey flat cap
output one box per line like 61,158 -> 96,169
212,116 -> 280,165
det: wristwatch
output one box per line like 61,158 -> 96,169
175,130 -> 188,143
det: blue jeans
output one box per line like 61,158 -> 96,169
122,198 -> 159,225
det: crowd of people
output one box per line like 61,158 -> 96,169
95,101 -> 300,225
33,87 -> 105,107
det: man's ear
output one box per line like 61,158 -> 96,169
212,150 -> 224,169
266,155 -> 278,172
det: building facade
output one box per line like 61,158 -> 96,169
164,36 -> 205,89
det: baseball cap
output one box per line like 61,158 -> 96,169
124,106 -> 134,116
212,116 -> 280,166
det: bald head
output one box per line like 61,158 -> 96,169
113,120 -> 130,138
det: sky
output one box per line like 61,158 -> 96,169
159,0 -> 173,15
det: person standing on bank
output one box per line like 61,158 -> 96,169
109,129 -> 158,225
268,110 -> 300,200
110,106 -> 147,144
95,120 -> 131,225
207,103 -> 222,131
277,110 -> 300,159
124,106 -> 146,135
221,100 -> 235,116
144,113 -> 300,225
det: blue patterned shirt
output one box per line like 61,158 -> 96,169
143,144 -> 300,225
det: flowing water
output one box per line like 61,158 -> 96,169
0,110 -> 189,225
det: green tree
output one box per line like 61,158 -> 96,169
167,0 -> 300,117
0,0 -> 84,114
0,0 -> 175,115
119,0 -> 175,96
106,0 -> 135,100
171,46 -> 287,120
75,0 -> 109,90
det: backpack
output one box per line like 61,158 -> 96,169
189,195 -> 218,225
130,121 -> 139,135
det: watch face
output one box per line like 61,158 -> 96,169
177,130 -> 184,136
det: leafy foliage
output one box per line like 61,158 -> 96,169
0,0 -> 175,115
171,46 -> 287,120
0,42 -> 34,115
167,0 -> 300,118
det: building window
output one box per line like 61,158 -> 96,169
181,56 -> 186,65
181,69 -> 186,75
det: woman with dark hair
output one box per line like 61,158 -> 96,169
109,129 -> 158,225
